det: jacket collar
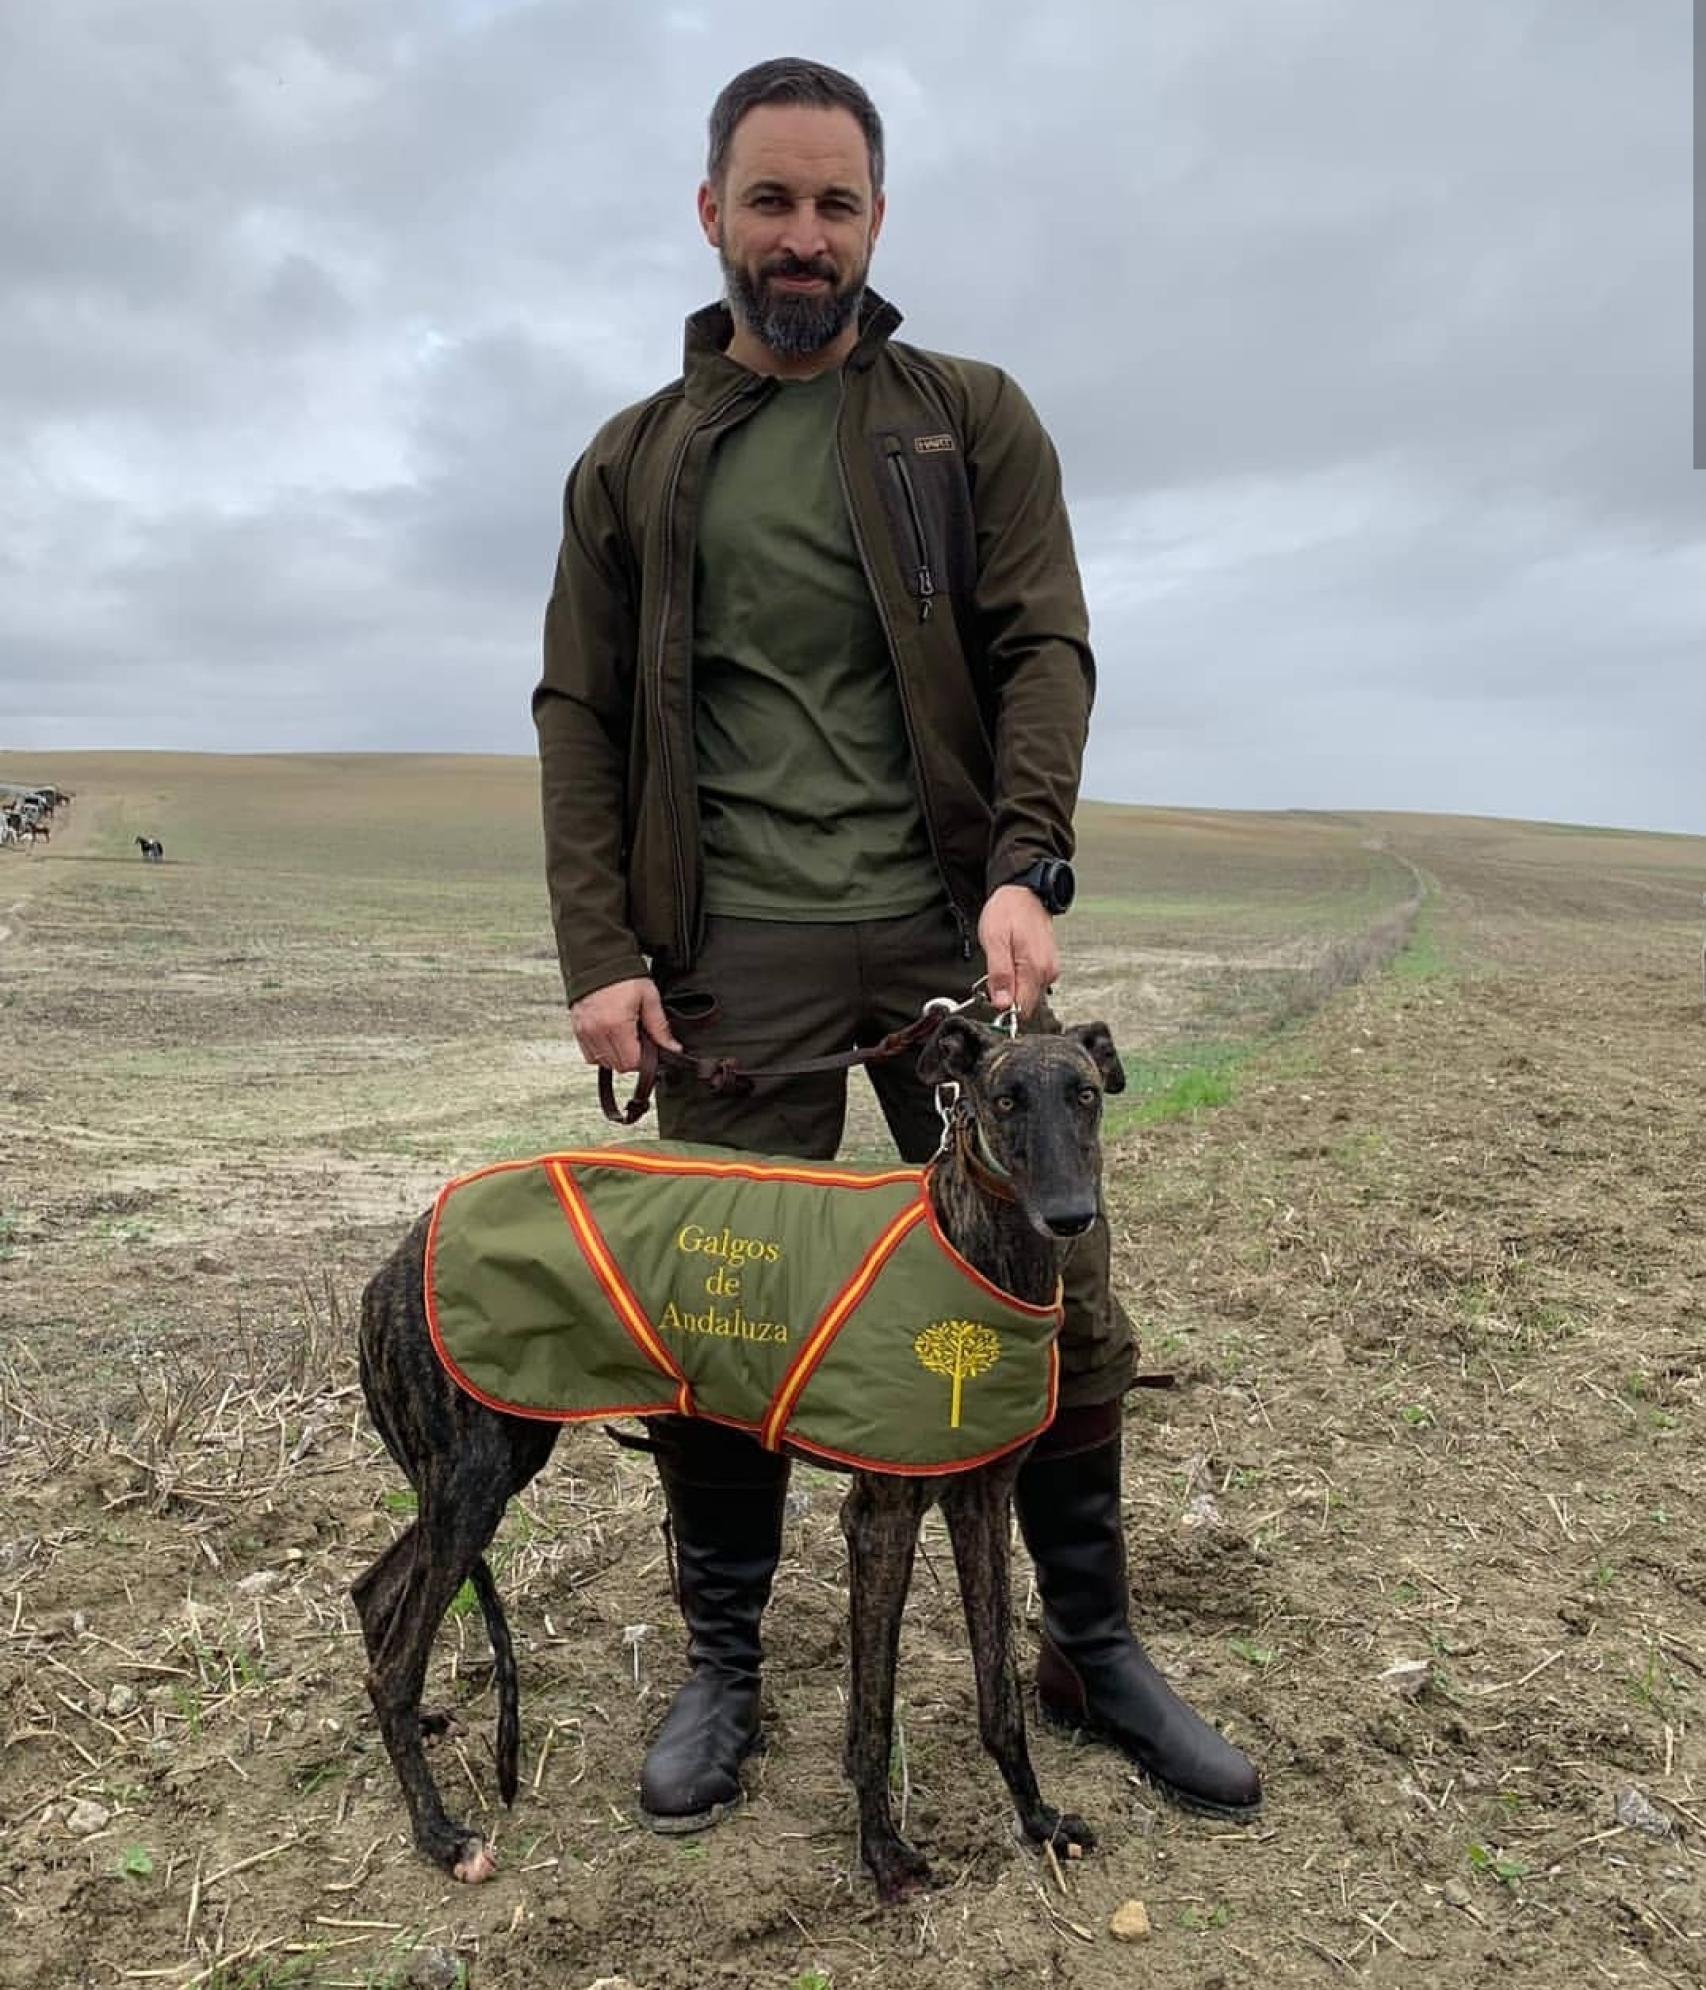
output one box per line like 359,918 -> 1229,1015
681,288 -> 905,407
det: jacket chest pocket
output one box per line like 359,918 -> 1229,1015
871,432 -> 976,622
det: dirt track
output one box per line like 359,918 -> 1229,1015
1,761 -> 1703,1989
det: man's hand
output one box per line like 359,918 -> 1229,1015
570,977 -> 682,1073
979,884 -> 1059,1019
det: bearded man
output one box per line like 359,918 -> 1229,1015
533,55 -> 1261,1832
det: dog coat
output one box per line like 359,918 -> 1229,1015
425,1143 -> 1062,1474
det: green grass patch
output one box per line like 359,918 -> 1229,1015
1104,1041 -> 1249,1134
202,1958 -> 330,1990
1466,1841 -> 1528,1887
1180,1902 -> 1234,1931
1391,902 -> 1448,980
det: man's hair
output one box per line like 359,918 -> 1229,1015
707,57 -> 885,195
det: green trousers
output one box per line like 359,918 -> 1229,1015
652,905 -> 1135,1411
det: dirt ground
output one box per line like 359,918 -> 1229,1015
2,758 -> 1703,1989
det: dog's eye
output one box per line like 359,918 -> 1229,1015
1078,1086 -> 1099,1107
994,1094 -> 1017,1114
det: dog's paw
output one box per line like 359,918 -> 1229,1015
1024,1803 -> 1097,1858
1050,1810 -> 1096,1857
451,1836 -> 497,1884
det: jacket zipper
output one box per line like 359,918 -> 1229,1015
837,382 -> 973,959
883,439 -> 936,623
654,380 -> 766,966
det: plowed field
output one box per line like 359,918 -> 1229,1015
2,756 -> 1701,1989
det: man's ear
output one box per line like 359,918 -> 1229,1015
918,1015 -> 1001,1086
1069,1021 -> 1126,1094
697,178 -> 722,249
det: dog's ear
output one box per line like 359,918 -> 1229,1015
918,1014 -> 1001,1085
1069,1021 -> 1126,1094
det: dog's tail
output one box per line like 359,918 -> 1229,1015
470,1556 -> 521,1803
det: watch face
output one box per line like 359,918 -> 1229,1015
1047,861 -> 1075,913
1035,859 -> 1075,913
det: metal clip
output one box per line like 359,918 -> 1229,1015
922,972 -> 990,1022
932,1079 -> 962,1157
997,1002 -> 1021,1039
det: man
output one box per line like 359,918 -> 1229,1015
534,56 -> 1260,1834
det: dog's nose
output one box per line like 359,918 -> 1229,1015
1044,1210 -> 1096,1239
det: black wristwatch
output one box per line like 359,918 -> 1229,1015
1007,857 -> 1076,915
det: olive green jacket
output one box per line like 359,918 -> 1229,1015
534,290 -> 1095,1004
427,1144 -> 1062,1473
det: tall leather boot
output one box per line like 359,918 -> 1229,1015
637,1419 -> 790,1832
1015,1401 -> 1262,1818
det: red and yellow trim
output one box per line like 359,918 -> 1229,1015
919,1173 -> 1064,1321
781,1342 -> 1060,1476
543,1159 -> 693,1418
422,1160 -> 681,1424
554,1147 -> 918,1192
760,1199 -> 929,1451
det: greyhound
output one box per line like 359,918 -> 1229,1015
352,1013 -> 1124,1899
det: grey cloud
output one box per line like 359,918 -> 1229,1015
0,0 -> 1699,833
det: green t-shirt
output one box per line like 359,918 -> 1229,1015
692,369 -> 942,920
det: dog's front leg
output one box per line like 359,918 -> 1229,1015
941,1465 -> 1095,1860
840,1473 -> 936,1901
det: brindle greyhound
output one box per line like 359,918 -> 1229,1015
352,1013 -> 1124,1900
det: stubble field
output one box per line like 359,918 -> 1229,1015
1,753 -> 1702,1990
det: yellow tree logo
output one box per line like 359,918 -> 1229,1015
914,1319 -> 1002,1430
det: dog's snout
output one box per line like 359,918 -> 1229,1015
1044,1210 -> 1096,1239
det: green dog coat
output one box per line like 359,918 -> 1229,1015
425,1143 -> 1062,1474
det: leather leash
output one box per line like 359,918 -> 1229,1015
598,1006 -> 950,1127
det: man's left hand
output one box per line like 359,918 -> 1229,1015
979,884 -> 1059,1019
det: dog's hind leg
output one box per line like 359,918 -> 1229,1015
354,1222 -> 556,1829
351,1526 -> 419,1667
353,1538 -> 506,1750
353,1238 -> 558,1878
941,1467 -> 1095,1861
362,1434 -> 522,1882
841,1473 -> 937,1901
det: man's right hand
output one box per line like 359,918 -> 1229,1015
569,977 -> 682,1073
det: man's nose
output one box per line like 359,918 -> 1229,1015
779,204 -> 831,262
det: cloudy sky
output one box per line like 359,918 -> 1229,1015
3,0 -> 1701,832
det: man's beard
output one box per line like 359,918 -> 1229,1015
722,250 -> 866,360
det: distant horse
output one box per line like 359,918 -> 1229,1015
136,836 -> 164,863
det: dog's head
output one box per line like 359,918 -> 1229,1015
918,1018 -> 1125,1240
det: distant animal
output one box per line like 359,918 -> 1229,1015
352,1015 -> 1124,1898
135,837 -> 163,862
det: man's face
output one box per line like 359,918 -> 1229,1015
698,103 -> 885,360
